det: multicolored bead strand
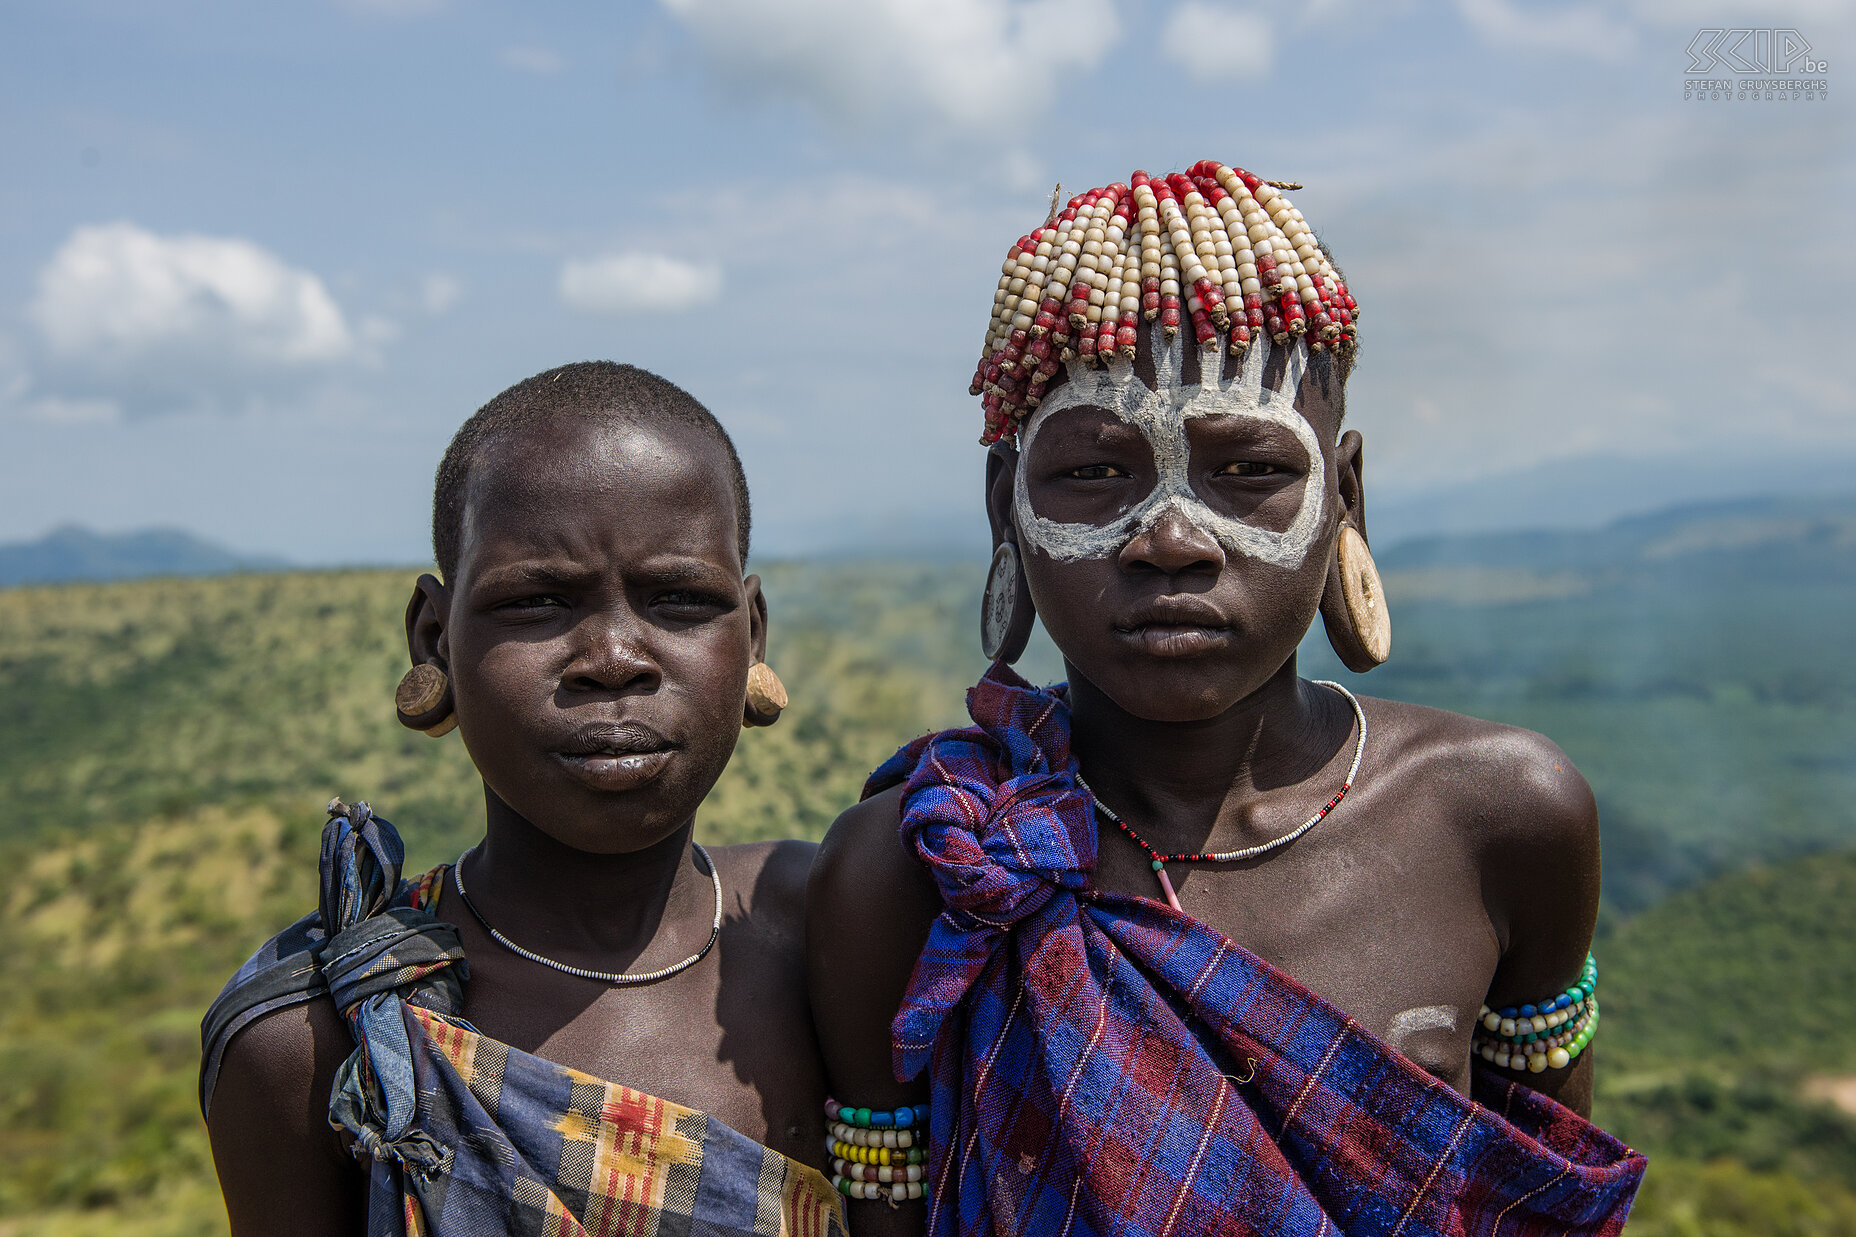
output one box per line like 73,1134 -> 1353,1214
1078,681 -> 1367,914
1470,954 -> 1601,1072
824,1099 -> 930,1205
974,161 -> 1358,445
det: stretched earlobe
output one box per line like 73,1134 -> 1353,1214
395,663 -> 457,737
980,541 -> 1036,664
742,661 -> 787,728
1319,524 -> 1391,672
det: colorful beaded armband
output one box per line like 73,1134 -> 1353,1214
824,1099 -> 929,1204
1471,953 -> 1600,1073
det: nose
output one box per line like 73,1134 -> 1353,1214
1119,502 -> 1226,577
562,611 -> 659,695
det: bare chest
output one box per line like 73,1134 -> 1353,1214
1091,803 -> 1499,1089
430,892 -> 827,1165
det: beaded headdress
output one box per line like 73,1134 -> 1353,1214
970,161 -> 1358,446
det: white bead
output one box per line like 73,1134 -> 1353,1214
1483,1012 -> 1502,1032
1499,1019 -> 1517,1037
1531,1016 -> 1547,1033
1528,1053 -> 1549,1073
1548,1047 -> 1572,1069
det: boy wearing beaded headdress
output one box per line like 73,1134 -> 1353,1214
809,166 -> 1644,1235
201,362 -> 844,1237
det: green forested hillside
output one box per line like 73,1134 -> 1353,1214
3,496 -> 1854,1234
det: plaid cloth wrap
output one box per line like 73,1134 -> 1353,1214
867,664 -> 1645,1237
201,802 -> 846,1237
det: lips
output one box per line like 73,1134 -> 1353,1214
1113,597 -> 1234,658
553,721 -> 677,792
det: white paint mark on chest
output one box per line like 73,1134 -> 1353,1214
1386,1004 -> 1458,1049
1013,333 -> 1325,566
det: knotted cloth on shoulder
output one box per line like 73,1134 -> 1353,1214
867,663 -> 1646,1237
199,799 -> 465,1126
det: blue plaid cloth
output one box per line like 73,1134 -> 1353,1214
868,664 -> 1645,1237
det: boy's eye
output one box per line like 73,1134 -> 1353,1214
655,590 -> 727,612
1068,463 -> 1129,480
499,594 -> 566,611
1217,461 -> 1279,477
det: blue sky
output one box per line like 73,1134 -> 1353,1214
1,0 -> 1849,564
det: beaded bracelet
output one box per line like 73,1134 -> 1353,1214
825,1098 -> 929,1205
829,1122 -> 919,1148
836,1178 -> 927,1203
1470,954 -> 1601,1073
834,1159 -> 926,1184
825,1099 -> 927,1129
829,1140 -> 928,1166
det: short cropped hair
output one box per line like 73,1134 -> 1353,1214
432,362 -> 751,581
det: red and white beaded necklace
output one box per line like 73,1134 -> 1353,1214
1075,680 -> 1368,913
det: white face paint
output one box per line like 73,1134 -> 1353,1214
1013,333 -> 1326,566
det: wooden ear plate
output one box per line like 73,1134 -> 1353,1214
1337,526 -> 1391,666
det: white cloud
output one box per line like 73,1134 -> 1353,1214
1160,3 -> 1274,83
1454,0 -> 1636,59
558,251 -> 723,315
31,222 -> 355,368
1625,0 -> 1853,27
657,0 -> 1120,133
420,273 -> 462,314
500,44 -> 565,74
21,396 -> 122,425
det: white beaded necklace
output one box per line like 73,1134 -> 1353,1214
450,843 -> 723,985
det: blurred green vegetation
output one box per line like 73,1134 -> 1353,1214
3,497 -> 1854,1233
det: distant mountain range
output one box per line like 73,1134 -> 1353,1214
1368,448 -> 1856,548
7,488 -> 1856,588
0,524 -> 288,586
1380,492 -> 1856,580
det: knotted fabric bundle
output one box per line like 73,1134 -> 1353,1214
867,664 -> 1645,1237
316,801 -> 467,1183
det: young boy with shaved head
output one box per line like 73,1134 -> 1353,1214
203,363 -> 843,1237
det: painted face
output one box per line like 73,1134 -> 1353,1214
1004,325 -> 1349,723
1014,332 -> 1324,566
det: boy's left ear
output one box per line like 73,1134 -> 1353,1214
744,574 -> 768,664
740,574 -> 787,727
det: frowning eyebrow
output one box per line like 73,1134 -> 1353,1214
470,561 -> 591,593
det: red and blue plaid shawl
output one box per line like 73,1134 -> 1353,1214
867,664 -> 1645,1237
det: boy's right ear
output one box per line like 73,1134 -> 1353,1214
404,573 -> 451,667
985,442 -> 1020,551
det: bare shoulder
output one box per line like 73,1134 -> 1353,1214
207,995 -> 365,1235
806,784 -> 937,1104
1363,694 -> 1598,859
713,838 -> 817,913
